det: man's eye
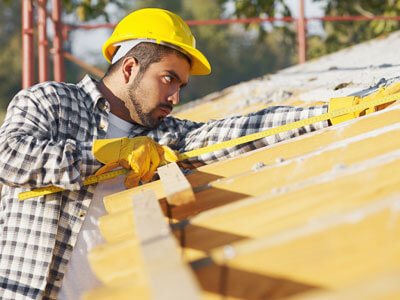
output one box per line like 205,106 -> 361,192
164,75 -> 173,83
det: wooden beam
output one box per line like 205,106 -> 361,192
89,190 -> 202,299
98,208 -> 136,242
103,108 -> 400,215
201,194 -> 400,292
283,272 -> 400,300
190,171 -> 400,299
82,279 -> 150,300
183,154 -> 400,261
100,114 -> 400,242
184,156 -> 400,298
132,190 -> 202,300
188,107 -> 400,183
103,179 -> 165,214
88,237 -> 143,285
158,162 -> 195,206
171,123 -> 400,220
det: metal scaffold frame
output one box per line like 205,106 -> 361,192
22,0 -> 400,89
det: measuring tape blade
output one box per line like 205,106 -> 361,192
18,168 -> 129,201
179,93 -> 399,160
18,93 -> 400,201
18,186 -> 65,201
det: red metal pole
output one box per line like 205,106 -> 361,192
297,0 -> 307,64
38,0 -> 49,82
52,0 -> 65,82
22,0 -> 35,88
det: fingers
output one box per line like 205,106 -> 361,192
125,140 -> 160,184
118,137 -> 181,187
157,145 -> 180,166
162,145 -> 179,162
129,141 -> 149,173
124,170 -> 141,189
141,143 -> 160,183
95,162 -> 121,176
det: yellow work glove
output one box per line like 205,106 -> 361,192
329,82 -> 400,125
93,137 -> 179,188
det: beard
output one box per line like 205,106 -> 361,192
127,76 -> 172,129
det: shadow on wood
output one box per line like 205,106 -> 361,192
160,187 -> 251,220
194,261 -> 322,299
174,224 -> 249,252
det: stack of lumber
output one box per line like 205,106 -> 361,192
84,32 -> 400,299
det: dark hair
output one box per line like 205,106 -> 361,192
103,42 -> 191,80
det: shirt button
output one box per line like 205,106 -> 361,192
99,124 -> 105,129
78,211 -> 85,217
103,104 -> 108,111
66,244 -> 73,250
55,275 -> 61,281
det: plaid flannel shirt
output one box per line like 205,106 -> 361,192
0,75 -> 328,299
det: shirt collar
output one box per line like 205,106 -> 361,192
77,74 -> 105,111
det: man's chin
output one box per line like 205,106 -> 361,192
141,117 -> 163,129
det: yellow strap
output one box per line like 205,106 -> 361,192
18,93 -> 400,201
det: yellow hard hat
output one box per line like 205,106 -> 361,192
103,8 -> 211,75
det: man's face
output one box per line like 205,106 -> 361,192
126,52 -> 190,128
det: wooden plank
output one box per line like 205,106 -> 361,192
157,162 -> 195,206
283,272 -> 400,300
171,123 -> 400,220
192,194 -> 400,299
186,159 -> 400,298
183,154 -> 400,261
98,209 -> 136,242
82,278 -> 150,300
132,190 -> 202,300
103,179 -> 165,214
89,190 -> 202,300
103,108 -> 400,215
99,119 -> 400,242
205,194 -> 400,290
88,237 -> 143,285
183,107 -> 400,177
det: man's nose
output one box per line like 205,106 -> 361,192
167,88 -> 180,105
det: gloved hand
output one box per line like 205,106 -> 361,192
329,82 -> 400,125
93,137 -> 179,188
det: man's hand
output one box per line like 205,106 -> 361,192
329,82 -> 400,125
93,137 -> 179,188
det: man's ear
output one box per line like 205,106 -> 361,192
121,57 -> 140,84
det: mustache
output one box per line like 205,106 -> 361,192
158,103 -> 173,113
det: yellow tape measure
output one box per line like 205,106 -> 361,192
178,93 -> 398,159
18,92 -> 400,201
18,168 -> 129,201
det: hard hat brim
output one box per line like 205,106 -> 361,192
103,37 -> 211,76
173,40 -> 211,75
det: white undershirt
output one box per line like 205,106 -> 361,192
58,113 -> 134,300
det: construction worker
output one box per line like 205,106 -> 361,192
0,7 -> 396,300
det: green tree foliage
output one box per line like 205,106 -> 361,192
0,1 -> 22,111
310,0 -> 400,56
217,1 -> 400,61
62,0 -> 124,22
217,0 -> 291,38
0,0 -> 119,113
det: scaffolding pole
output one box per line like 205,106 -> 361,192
52,0 -> 65,82
22,0 -> 35,88
297,0 -> 307,64
38,0 -> 49,82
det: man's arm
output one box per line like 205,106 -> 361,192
156,105 -> 328,167
0,86 -> 100,190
